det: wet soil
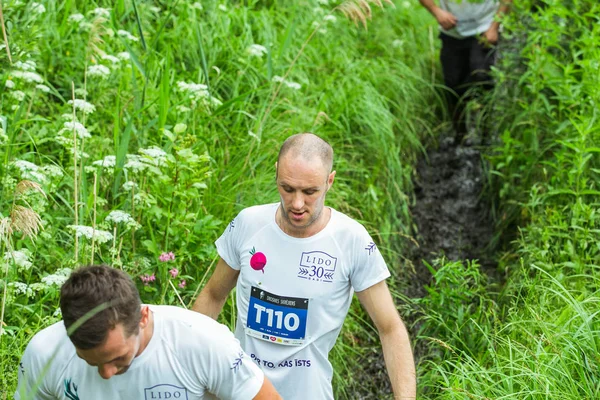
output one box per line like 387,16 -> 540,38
349,135 -> 497,399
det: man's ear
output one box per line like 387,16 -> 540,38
327,170 -> 336,189
139,306 -> 150,329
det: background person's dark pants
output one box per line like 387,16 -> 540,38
440,32 -> 496,137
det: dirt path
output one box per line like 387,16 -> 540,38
348,136 -> 497,399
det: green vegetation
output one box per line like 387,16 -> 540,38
418,0 -> 600,398
0,1 -> 438,397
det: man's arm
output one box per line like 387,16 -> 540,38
356,280 -> 416,399
192,257 -> 239,319
252,377 -> 282,400
418,0 -> 457,30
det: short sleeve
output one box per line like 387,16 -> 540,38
188,321 -> 264,400
14,333 -> 58,400
215,213 -> 244,271
350,227 -> 391,292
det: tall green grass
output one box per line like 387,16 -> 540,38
417,0 -> 600,398
0,1 -> 439,396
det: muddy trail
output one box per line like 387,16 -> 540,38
349,135 -> 497,399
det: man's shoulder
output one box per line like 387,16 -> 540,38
152,305 -> 233,343
22,320 -> 74,376
330,208 -> 370,234
237,203 -> 277,220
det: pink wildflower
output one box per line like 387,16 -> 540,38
178,280 -> 186,289
140,273 -> 156,285
169,268 -> 179,278
159,252 -> 175,262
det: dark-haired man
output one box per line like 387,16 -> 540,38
193,133 -> 416,399
15,265 -> 281,400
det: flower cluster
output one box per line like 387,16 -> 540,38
87,65 -> 111,79
67,225 -> 113,244
3,250 -> 33,271
159,252 -> 175,262
105,210 -> 140,230
41,268 -> 72,287
177,81 -> 223,109
272,75 -> 302,90
68,99 -> 96,114
247,44 -> 268,58
140,273 -> 156,285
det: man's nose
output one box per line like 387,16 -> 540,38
292,192 -> 304,209
98,363 -> 117,379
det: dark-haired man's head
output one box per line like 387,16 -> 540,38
60,265 -> 149,379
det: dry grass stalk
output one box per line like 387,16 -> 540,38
87,16 -> 107,60
0,1 -> 11,63
72,82 -> 79,262
10,205 -> 43,239
0,217 -> 12,248
337,0 -> 394,29
91,171 -> 97,264
15,180 -> 46,198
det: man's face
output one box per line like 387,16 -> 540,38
276,154 -> 335,238
75,323 -> 141,380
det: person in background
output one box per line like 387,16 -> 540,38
15,265 -> 281,400
193,133 -> 416,399
418,0 -> 512,141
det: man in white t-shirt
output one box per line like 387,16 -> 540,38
15,265 -> 281,400
193,133 -> 416,399
418,0 -> 512,140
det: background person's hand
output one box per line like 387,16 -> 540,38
482,25 -> 499,45
434,9 -> 457,30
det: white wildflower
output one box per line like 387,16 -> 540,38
122,181 -> 138,191
105,210 -> 140,229
42,165 -> 63,179
9,282 -> 34,298
14,60 -> 36,71
74,88 -> 88,97
176,105 -> 191,113
150,6 -> 161,13
117,30 -> 139,42
192,2 -> 203,10
139,147 -> 167,159
68,13 -> 85,23
324,15 -> 337,23
5,80 -> 14,89
247,44 -> 268,58
210,97 -> 223,107
4,250 -> 33,270
53,308 -> 62,317
61,113 -> 75,120
92,155 -> 116,169
12,70 -> 43,83
68,99 -> 96,114
317,0 -> 329,5
101,54 -> 120,65
41,268 -> 73,287
67,225 -> 113,244
392,39 -> 404,48
173,123 -> 187,134
218,4 -> 227,11
272,75 -> 302,90
30,2 -> 45,14
124,154 -> 148,173
36,84 -> 51,93
60,121 -> 91,139
12,160 -> 47,184
87,64 -> 111,78
117,52 -> 131,61
177,81 -> 209,97
92,8 -> 111,18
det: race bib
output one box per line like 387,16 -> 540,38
246,286 -> 309,346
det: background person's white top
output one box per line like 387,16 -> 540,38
15,305 -> 264,400
439,0 -> 499,38
217,203 -> 390,400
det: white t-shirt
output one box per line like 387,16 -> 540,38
216,203 -> 391,400
439,0 -> 499,38
15,305 -> 264,400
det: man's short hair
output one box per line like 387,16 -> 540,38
60,265 -> 142,350
277,133 -> 334,174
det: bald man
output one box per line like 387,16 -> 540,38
193,133 -> 416,399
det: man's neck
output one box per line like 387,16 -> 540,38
136,308 -> 154,357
